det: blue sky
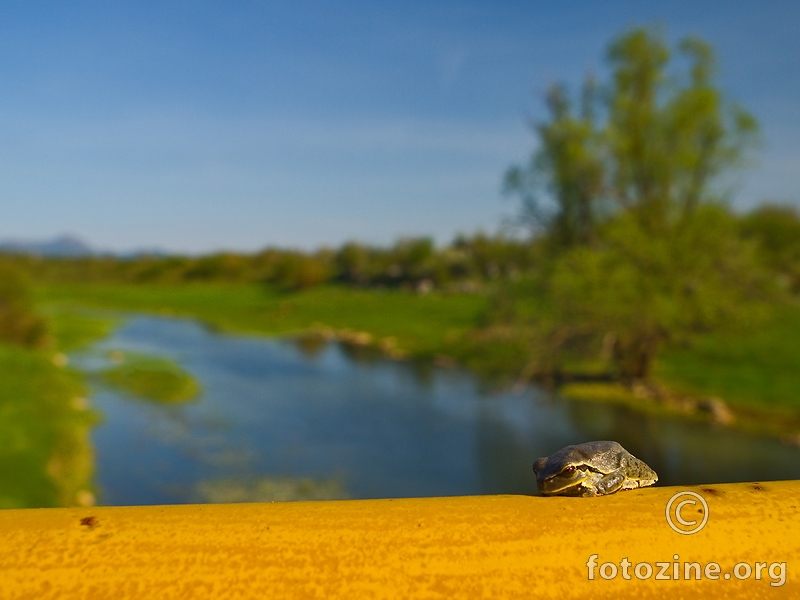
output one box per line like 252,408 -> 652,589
2,1 -> 799,253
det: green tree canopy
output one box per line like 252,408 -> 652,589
504,27 -> 770,381
545,207 -> 772,379
505,27 -> 758,246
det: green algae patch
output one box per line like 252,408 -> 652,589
98,354 -> 201,404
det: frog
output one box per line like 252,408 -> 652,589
532,440 -> 658,497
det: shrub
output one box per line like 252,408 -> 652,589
0,262 -> 49,348
272,253 -> 332,291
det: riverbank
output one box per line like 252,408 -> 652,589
0,308 -> 116,508
0,305 -> 211,509
35,282 -> 800,440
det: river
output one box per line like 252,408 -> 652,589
76,315 -> 800,505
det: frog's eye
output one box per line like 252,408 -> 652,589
560,466 -> 576,476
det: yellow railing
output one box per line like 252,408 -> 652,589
0,480 -> 795,598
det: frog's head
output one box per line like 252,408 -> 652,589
532,441 -> 629,496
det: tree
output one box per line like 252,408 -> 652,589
506,27 -> 758,243
505,81 -> 605,247
272,252 -> 332,291
504,27 -> 768,381
605,30 -> 757,232
0,261 -> 49,348
546,207 -> 772,380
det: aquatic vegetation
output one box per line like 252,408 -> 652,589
97,354 -> 201,404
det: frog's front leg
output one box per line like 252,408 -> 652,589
595,471 -> 625,496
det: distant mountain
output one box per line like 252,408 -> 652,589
0,234 -> 94,257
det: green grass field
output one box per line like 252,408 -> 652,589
655,303 -> 800,412
0,342 -> 96,508
36,282 -> 489,357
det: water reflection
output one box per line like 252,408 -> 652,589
293,334 -> 328,358
78,315 -> 800,506
192,475 -> 348,503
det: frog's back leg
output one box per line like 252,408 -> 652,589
595,472 -> 625,496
